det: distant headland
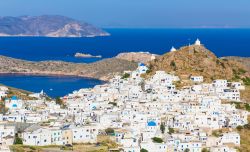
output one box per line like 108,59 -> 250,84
0,15 -> 110,37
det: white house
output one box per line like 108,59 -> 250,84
190,76 -> 204,83
213,80 -> 228,88
0,125 -> 15,146
231,82 -> 245,90
0,91 -> 7,98
71,125 -> 99,143
0,86 -> 8,91
22,126 -> 52,146
219,132 -> 240,146
141,141 -> 168,152
50,128 -> 63,145
210,146 -> 237,152
221,89 -> 240,101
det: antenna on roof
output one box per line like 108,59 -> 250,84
188,38 -> 192,55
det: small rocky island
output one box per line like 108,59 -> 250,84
74,52 -> 102,58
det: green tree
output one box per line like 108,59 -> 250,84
105,128 -> 115,135
184,148 -> 190,152
245,103 -> 250,111
55,97 -> 63,105
232,102 -> 241,109
108,102 -> 117,106
201,148 -> 210,152
121,73 -> 130,79
236,125 -> 243,131
140,148 -> 148,152
238,68 -> 247,74
160,123 -> 165,134
168,127 -> 175,134
146,64 -> 153,74
212,130 -> 221,137
244,123 -> 250,130
170,61 -> 177,70
242,77 -> 250,86
14,135 -> 23,145
152,137 -> 163,143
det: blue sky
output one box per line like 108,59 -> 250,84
0,0 -> 250,28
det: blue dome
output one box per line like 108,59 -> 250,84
147,121 -> 156,126
139,63 -> 145,67
11,96 -> 18,100
12,104 -> 17,108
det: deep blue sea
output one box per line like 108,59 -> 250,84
0,28 -> 250,97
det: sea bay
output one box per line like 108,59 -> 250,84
0,74 -> 104,98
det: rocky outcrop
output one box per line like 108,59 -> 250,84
0,56 -> 137,81
115,52 -> 159,63
0,15 -> 109,37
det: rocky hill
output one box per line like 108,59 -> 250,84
147,45 -> 249,83
0,15 -> 109,37
0,56 -> 137,81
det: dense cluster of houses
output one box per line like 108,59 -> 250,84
0,86 -> 8,99
0,56 -> 249,151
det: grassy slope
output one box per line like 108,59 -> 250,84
238,129 -> 250,152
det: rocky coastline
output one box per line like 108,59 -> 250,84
0,55 -> 138,81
